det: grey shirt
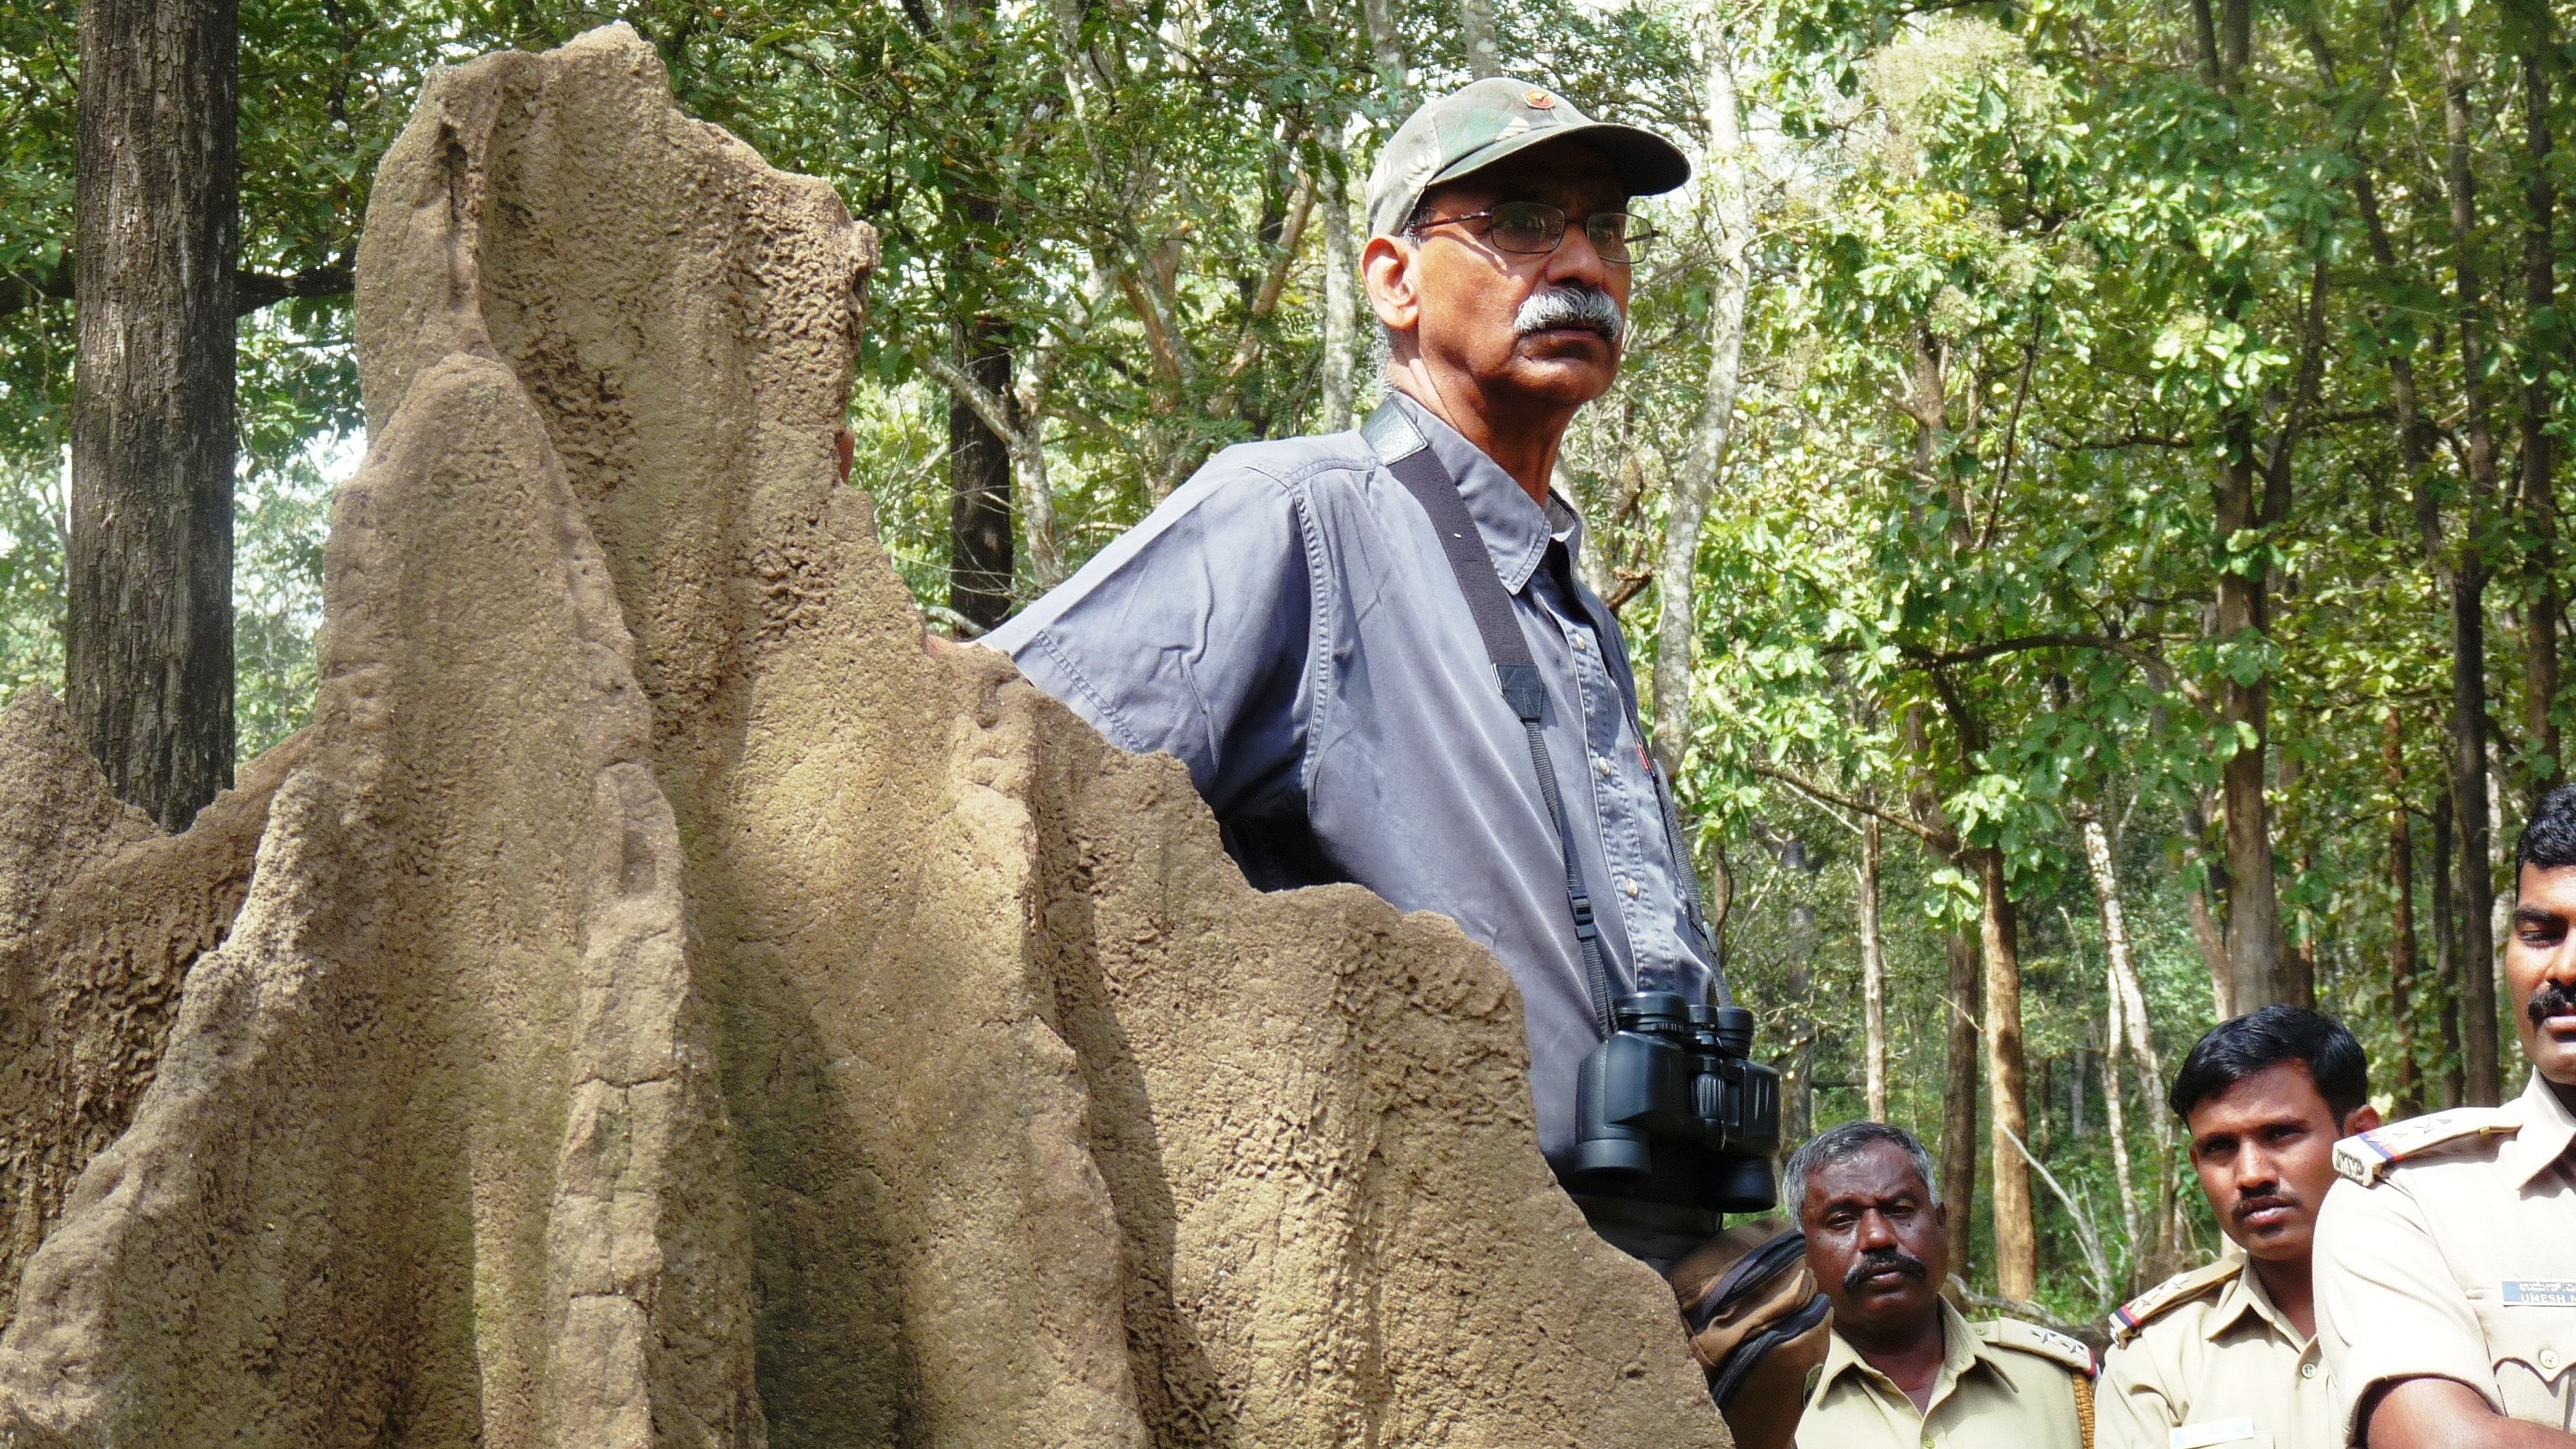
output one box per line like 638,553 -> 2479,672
983,391 -> 1722,1171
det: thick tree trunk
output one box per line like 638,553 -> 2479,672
1859,814 -> 1889,1120
1940,928 -> 1980,1281
948,319 -> 1014,631
1976,846 -> 2037,1301
1650,31 -> 1749,777
68,0 -> 239,831
1361,0 -> 1407,100
2515,0 -> 2561,794
2385,708 -> 2423,1114
2214,446 -> 2281,1012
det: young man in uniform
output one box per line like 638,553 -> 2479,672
2315,783 -> 2576,1447
1789,1121 -> 2095,1448
2098,1007 -> 2380,1449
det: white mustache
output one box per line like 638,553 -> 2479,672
1514,285 -> 1626,345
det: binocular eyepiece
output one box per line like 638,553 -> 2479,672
1566,992 -> 1782,1213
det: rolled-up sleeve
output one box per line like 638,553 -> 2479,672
2314,1178 -> 2500,1441
982,455 -> 1318,820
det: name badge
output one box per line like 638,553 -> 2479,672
2170,1419 -> 2257,1449
2503,1281 -> 2576,1307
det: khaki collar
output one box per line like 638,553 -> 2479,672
2202,1254 -> 2310,1352
2511,1071 -> 2576,1189
1815,1299 -> 1993,1419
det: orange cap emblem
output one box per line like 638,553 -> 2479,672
1525,90 -> 1556,109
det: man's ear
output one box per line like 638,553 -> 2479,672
2340,1103 -> 2383,1138
1362,233 -> 1419,337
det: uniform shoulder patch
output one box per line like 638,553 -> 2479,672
2107,1257 -> 2241,1344
2332,1105 -> 2518,1186
1975,1317 -> 2097,1378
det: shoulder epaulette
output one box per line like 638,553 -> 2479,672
2106,1257 -> 2242,1344
1975,1317 -> 2096,1378
2333,1105 -> 2519,1186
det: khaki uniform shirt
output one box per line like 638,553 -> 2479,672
1795,1299 -> 2091,1449
2314,1071 -> 2576,1438
2099,1255 -> 2332,1449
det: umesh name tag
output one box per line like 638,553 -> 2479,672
2503,1281 -> 2576,1307
2169,1417 -> 2258,1449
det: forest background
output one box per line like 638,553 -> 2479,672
3,0 -> 2567,1325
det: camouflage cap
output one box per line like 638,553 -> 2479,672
1364,77 -> 1690,240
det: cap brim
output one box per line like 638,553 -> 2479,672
1429,120 -> 1691,201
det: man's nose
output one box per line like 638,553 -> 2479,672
1542,219 -> 1614,289
1856,1210 -> 1898,1250
2233,1148 -> 2277,1194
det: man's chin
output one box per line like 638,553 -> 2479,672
1496,346 -> 1618,405
2526,1027 -> 2576,1088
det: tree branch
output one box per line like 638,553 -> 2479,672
1750,762 -> 1960,853
1,257 -> 357,321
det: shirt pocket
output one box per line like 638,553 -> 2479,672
2166,1421 -> 2269,1449
2471,1292 -> 2576,1427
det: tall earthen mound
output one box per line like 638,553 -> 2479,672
0,26 -> 1727,1448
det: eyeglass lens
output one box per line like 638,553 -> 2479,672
1486,203 -> 1647,262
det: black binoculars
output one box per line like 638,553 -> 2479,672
1565,991 -> 1782,1213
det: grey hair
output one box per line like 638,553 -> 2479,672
1782,1120 -> 1940,1215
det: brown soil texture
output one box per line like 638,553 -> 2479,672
0,27 -> 1726,1448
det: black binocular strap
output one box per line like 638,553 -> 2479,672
1376,422 -> 1617,1039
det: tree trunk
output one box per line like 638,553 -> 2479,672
2440,6 -> 2505,1104
948,318 -> 1015,631
1976,846 -> 2037,1301
2214,442 -> 2282,1013
1457,0 -> 1502,78
2101,984 -> 2144,1290
2386,708 -> 2423,1115
2432,790 -> 2467,1107
68,0 -> 239,831
1859,813 -> 1889,1120
2514,0 -> 2561,795
1649,30 -> 1750,778
1940,928 -> 1980,1282
1361,0 -> 1407,101
1320,131 -> 1358,432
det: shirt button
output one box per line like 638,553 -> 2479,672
1595,758 -> 1614,777
2543,1349 -> 2563,1372
1571,634 -> 1589,651
2301,1361 -> 2319,1379
1623,878 -> 1640,898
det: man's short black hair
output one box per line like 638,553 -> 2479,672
2520,782 -> 2576,873
2168,1005 -> 2369,1123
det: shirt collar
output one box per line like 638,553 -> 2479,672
1813,1298 -> 1986,1414
2512,1070 -> 2576,1188
2205,1255 -> 2307,1349
1387,390 -> 1576,594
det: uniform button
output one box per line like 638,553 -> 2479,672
2301,1361 -> 2319,1379
2543,1349 -> 2563,1371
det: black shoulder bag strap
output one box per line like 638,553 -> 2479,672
1364,399 -> 1617,1037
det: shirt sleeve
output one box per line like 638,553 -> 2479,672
979,452 -> 1318,821
2313,1177 -> 2502,1441
2094,1337 -> 2181,1449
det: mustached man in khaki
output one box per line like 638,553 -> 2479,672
2099,1007 -> 2382,1449
1788,1121 -> 2095,1448
2314,782 -> 2576,1448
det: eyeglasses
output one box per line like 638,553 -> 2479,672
1408,201 -> 1657,264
